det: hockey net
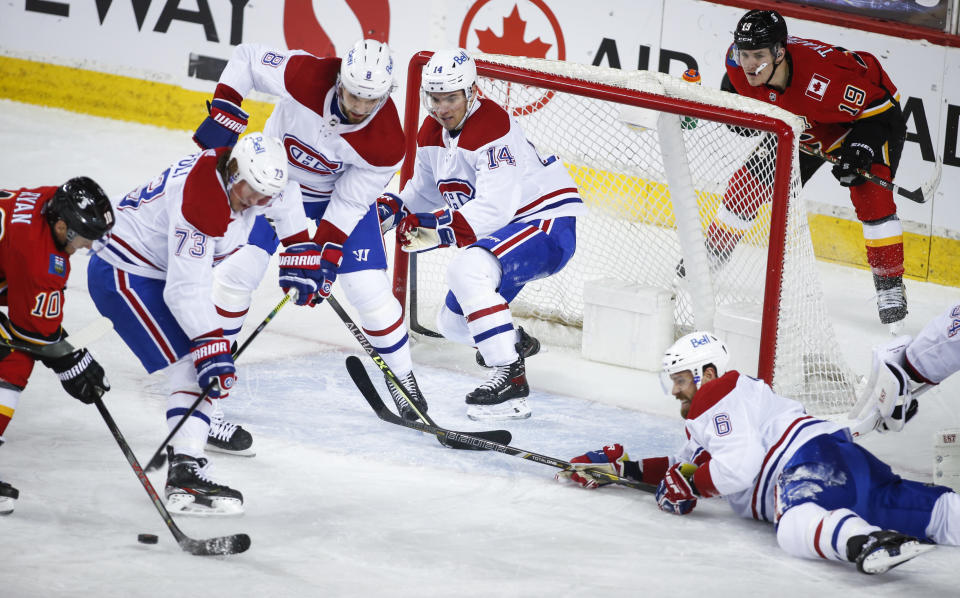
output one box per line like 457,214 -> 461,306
392,52 -> 856,415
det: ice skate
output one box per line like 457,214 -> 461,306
385,371 -> 429,422
0,480 -> 19,515
874,274 -> 907,332
165,448 -> 244,516
476,327 -> 540,368
466,356 -> 531,421
207,416 -> 255,457
847,530 -> 935,575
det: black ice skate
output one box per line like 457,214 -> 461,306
385,371 -> 429,422
0,480 -> 19,516
207,417 -> 255,457
465,356 -> 531,421
874,274 -> 907,330
846,530 -> 935,575
476,327 -> 541,368
165,448 -> 244,516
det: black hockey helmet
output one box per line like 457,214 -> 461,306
45,177 -> 115,241
734,10 -> 788,51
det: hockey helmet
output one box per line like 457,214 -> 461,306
660,331 -> 730,391
421,48 -> 477,95
339,39 -> 396,100
734,10 -> 788,52
45,176 -> 115,241
228,133 -> 288,198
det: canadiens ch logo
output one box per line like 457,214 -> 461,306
283,135 -> 342,176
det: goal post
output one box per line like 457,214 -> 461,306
392,51 -> 856,415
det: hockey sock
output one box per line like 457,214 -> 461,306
461,294 -> 517,367
777,502 -> 879,562
862,216 -> 905,278
212,245 -> 271,344
0,386 -> 20,436
165,359 -> 215,458
340,270 -> 413,376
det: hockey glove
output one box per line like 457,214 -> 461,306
278,242 -> 340,306
45,348 -> 110,404
193,98 -> 249,150
831,142 -> 874,187
376,193 -> 408,234
398,209 -> 459,253
556,443 -> 630,489
656,462 -> 699,515
191,333 -> 236,399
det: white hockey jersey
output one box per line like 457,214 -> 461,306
96,148 -> 306,340
671,371 -> 842,522
906,301 -> 960,384
216,44 -> 405,238
397,98 -> 585,244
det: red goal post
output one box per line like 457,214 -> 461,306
391,51 -> 856,414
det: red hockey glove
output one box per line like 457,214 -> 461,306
555,443 -> 629,489
656,462 -> 699,515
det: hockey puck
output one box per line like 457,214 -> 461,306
137,533 -> 159,545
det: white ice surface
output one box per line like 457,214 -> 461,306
1,101 -> 958,596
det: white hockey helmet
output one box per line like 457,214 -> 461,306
660,331 -> 730,392
421,48 -> 479,130
421,48 -> 477,94
228,133 -> 288,197
339,39 -> 396,100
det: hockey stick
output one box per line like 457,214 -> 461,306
407,254 -> 443,338
799,143 -> 941,204
0,312 -> 114,360
145,290 -> 295,471
346,355 -> 654,492
328,296 -> 512,450
93,398 -> 250,555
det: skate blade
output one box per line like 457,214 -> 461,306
887,320 -> 905,336
205,444 -> 257,458
0,497 -> 15,516
861,542 -> 935,574
467,402 -> 532,422
166,493 -> 244,517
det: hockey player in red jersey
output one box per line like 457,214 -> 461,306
558,332 -> 960,575
193,39 -> 430,424
0,177 -> 114,514
701,9 -> 908,330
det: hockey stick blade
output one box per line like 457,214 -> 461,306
347,356 -> 655,492
345,356 -> 512,449
93,399 -> 250,556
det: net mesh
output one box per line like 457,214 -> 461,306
401,53 -> 856,414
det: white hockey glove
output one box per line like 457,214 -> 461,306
849,336 -> 919,435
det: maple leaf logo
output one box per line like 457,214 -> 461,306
475,5 -> 552,58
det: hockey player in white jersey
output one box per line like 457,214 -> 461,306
86,133 -> 300,515
193,40 -> 429,422
557,332 -> 960,575
378,49 -> 585,421
851,300 -> 960,434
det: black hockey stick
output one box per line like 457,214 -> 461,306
799,143 -> 941,204
327,294 -> 512,450
407,254 -> 443,338
0,312 -> 114,360
145,290 -> 295,471
346,355 -> 653,492
93,398 -> 250,555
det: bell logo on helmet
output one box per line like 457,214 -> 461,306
690,334 -> 712,347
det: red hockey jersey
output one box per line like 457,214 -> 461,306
725,37 -> 901,153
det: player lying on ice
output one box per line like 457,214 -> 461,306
377,48 -> 585,421
557,332 -> 960,575
87,133 -> 299,516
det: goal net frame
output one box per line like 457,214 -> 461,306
390,50 -> 853,411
